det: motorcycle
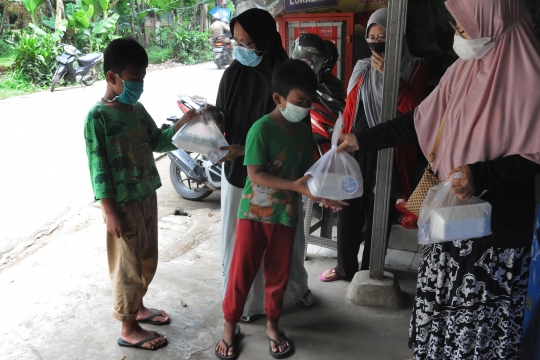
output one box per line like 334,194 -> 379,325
164,79 -> 344,202
165,95 -> 222,201
50,43 -> 102,92
311,82 -> 346,160
210,34 -> 233,69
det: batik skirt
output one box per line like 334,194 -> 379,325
409,240 -> 530,359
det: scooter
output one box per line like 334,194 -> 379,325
210,34 -> 233,69
50,43 -> 102,92
165,95 -> 222,201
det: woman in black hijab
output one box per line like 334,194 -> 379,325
216,8 -> 312,358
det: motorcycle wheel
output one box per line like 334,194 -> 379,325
169,161 -> 213,201
82,66 -> 99,86
216,56 -> 223,69
50,68 -> 65,92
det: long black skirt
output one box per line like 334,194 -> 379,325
409,240 -> 530,359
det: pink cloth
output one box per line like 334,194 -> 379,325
414,0 -> 540,181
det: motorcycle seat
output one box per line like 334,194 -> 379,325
77,53 -> 101,66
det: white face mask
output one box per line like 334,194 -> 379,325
453,35 -> 496,60
279,101 -> 310,123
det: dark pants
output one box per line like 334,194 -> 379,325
334,151 -> 394,280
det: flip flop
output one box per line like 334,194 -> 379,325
267,328 -> 293,359
117,330 -> 168,350
137,308 -> 170,325
297,290 -> 315,307
215,323 -> 241,360
318,268 -> 340,282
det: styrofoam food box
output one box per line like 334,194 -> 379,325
430,202 -> 492,241
307,173 -> 361,199
173,133 -> 217,153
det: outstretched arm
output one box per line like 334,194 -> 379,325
247,165 -> 320,202
337,111 -> 417,153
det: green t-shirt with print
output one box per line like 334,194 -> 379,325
84,101 -> 177,206
238,115 -> 313,227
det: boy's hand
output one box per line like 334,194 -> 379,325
105,210 -> 125,238
294,175 -> 321,202
336,133 -> 359,153
217,144 -> 245,162
322,198 -> 349,210
173,109 -> 198,132
180,108 -> 198,123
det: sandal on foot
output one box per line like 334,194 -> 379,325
137,308 -> 170,325
215,324 -> 241,360
267,329 -> 293,359
117,330 -> 168,350
297,290 -> 315,307
318,268 -> 340,282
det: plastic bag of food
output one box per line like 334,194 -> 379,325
417,172 -> 492,244
305,113 -> 363,200
171,96 -> 229,163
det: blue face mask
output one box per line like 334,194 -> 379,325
234,46 -> 263,67
115,74 -> 144,104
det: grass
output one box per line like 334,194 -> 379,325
0,72 -> 46,100
147,46 -> 173,64
0,41 -> 16,69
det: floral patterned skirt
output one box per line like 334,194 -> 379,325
409,240 -> 530,360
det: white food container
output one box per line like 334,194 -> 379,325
307,173 -> 361,199
429,202 -> 492,242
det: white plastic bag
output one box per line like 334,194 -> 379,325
305,113 -> 363,200
418,172 -> 492,244
171,96 -> 229,164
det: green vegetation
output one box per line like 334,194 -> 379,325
147,46 -> 172,64
0,0 -> 222,99
0,40 -> 16,68
14,24 -> 61,86
0,71 -> 45,99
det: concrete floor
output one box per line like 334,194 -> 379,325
0,155 -> 417,360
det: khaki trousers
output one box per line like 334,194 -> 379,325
104,193 -> 158,322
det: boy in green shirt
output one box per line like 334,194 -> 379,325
216,59 -> 321,359
84,38 -> 196,350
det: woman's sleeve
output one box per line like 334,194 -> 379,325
397,61 -> 428,114
353,111 -> 417,153
468,155 -> 540,193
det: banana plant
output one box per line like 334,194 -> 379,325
22,0 -> 45,24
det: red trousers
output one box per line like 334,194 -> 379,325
223,219 -> 295,324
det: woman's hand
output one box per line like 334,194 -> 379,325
371,50 -> 385,74
336,133 -> 359,153
206,105 -> 222,127
217,144 -> 245,162
293,175 -> 321,202
448,165 -> 475,201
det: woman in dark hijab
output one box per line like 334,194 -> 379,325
216,8 -> 313,357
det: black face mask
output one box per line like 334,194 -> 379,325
368,42 -> 386,54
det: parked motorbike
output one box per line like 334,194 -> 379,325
50,43 -> 102,92
164,95 -> 222,201
311,82 -> 346,160
210,34 -> 233,69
